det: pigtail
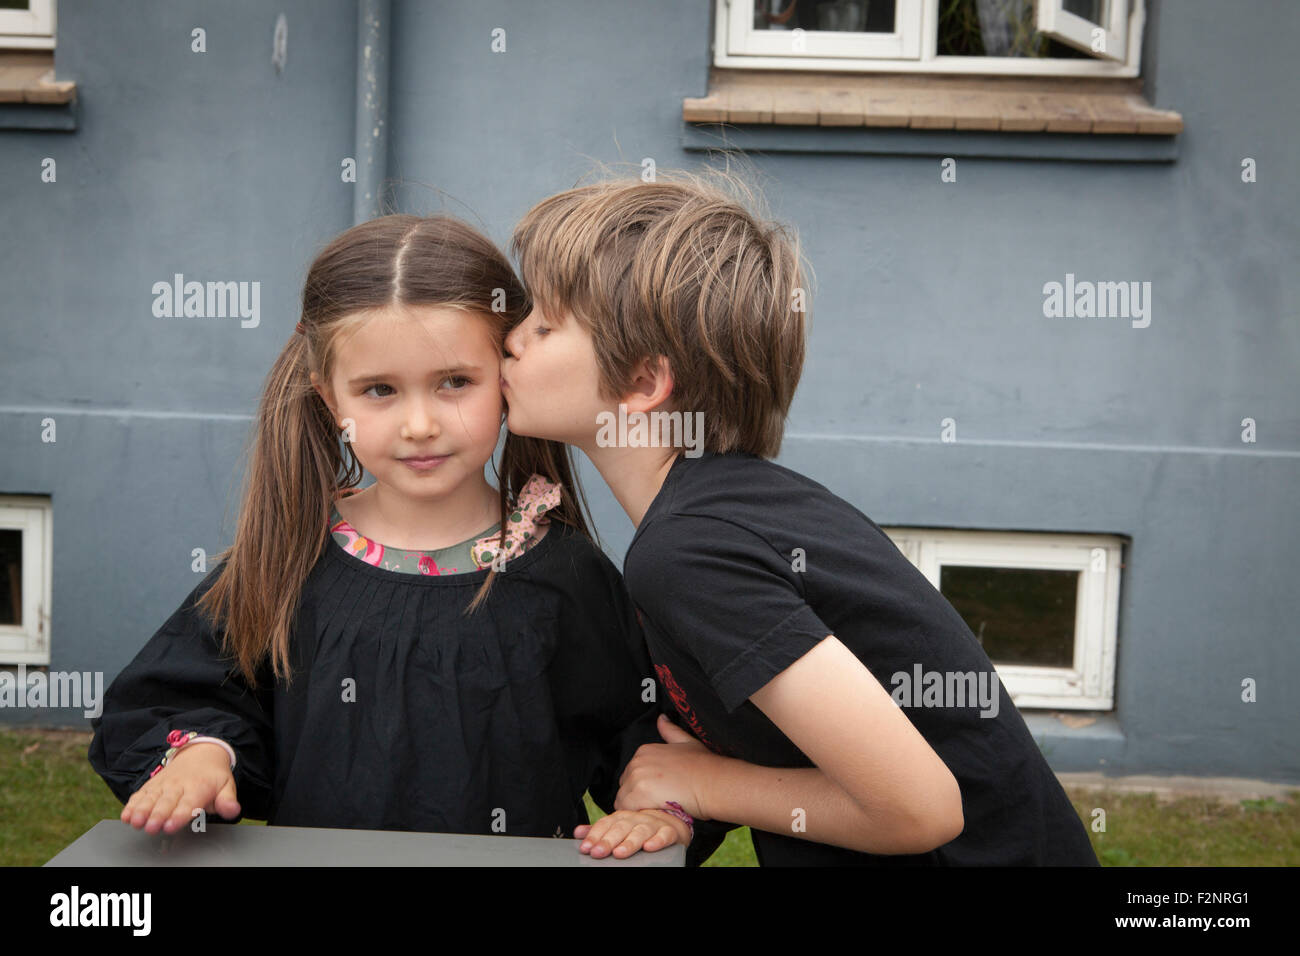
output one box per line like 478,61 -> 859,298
463,431 -> 599,615
196,331 -> 359,688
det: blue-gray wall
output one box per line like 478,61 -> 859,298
2,0 -> 1296,784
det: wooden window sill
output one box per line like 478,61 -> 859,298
683,69 -> 1181,135
0,50 -> 75,104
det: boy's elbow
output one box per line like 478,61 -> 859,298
914,774 -> 965,851
884,774 -> 964,854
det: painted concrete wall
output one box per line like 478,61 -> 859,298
1,1 -> 1296,784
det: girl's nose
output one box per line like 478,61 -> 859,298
401,398 -> 440,440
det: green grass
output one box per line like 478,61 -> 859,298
5,728 -> 1297,866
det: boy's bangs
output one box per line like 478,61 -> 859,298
512,192 -> 610,329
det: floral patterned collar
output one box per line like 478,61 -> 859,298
330,474 -> 561,575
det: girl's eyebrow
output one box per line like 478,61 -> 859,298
346,366 -> 482,387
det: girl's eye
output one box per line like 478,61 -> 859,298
364,384 -> 395,398
442,376 -> 471,390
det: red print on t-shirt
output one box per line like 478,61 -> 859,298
653,662 -> 720,754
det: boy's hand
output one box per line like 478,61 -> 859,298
614,713 -> 715,821
121,742 -> 240,835
574,808 -> 692,859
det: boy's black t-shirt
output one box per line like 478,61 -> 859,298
624,450 -> 1099,866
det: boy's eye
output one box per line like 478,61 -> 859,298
535,326 -> 550,337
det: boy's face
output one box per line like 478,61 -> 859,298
311,304 -> 505,502
501,304 -> 609,449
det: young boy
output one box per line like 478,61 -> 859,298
502,170 -> 1099,866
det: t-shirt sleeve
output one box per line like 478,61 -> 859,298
627,514 -> 834,714
87,566 -> 277,821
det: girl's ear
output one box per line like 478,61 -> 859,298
309,371 -> 338,421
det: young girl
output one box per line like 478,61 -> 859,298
88,214 -> 692,859
503,171 -> 1100,866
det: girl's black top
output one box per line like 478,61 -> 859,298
88,521 -> 680,844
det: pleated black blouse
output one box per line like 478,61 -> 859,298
88,520 -> 669,842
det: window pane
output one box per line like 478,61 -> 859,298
0,529 -> 20,626
937,0 -> 1091,58
1063,0 -> 1109,27
939,565 -> 1077,667
753,0 -> 896,33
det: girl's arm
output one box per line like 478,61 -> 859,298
549,533 -> 739,861
88,567 -> 277,820
706,634 -> 963,854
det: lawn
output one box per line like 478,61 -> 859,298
3,728 -> 1296,867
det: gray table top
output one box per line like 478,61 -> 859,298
45,820 -> 685,867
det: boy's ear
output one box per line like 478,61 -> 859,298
625,354 -> 675,413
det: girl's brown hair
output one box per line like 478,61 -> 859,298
198,214 -> 595,688
511,164 -> 814,460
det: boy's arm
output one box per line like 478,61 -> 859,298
625,514 -> 963,857
682,634 -> 964,855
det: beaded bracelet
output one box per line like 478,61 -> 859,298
661,801 -> 695,839
148,729 -> 236,778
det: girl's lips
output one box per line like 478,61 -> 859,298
401,456 -> 448,471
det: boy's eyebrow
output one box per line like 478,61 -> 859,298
347,366 -> 483,386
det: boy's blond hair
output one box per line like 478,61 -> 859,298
511,166 -> 812,459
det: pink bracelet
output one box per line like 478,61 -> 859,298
148,730 -> 236,778
661,801 -> 695,838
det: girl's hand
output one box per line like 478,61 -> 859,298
613,713 -> 716,821
574,809 -> 692,859
121,742 -> 241,835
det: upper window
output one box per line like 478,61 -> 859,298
717,0 -> 1142,76
0,0 -> 55,49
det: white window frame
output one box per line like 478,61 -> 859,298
716,0 -> 1143,77
882,528 -> 1121,710
0,496 -> 52,666
0,0 -> 56,50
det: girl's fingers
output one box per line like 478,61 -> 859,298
586,819 -> 636,858
164,784 -> 203,833
578,819 -> 612,853
144,786 -> 181,835
124,788 -> 159,828
642,824 -> 679,852
611,822 -> 657,857
212,775 -> 240,818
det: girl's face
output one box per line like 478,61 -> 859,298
501,304 -> 608,448
312,305 -> 504,501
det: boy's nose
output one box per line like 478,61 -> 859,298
503,325 -> 521,360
